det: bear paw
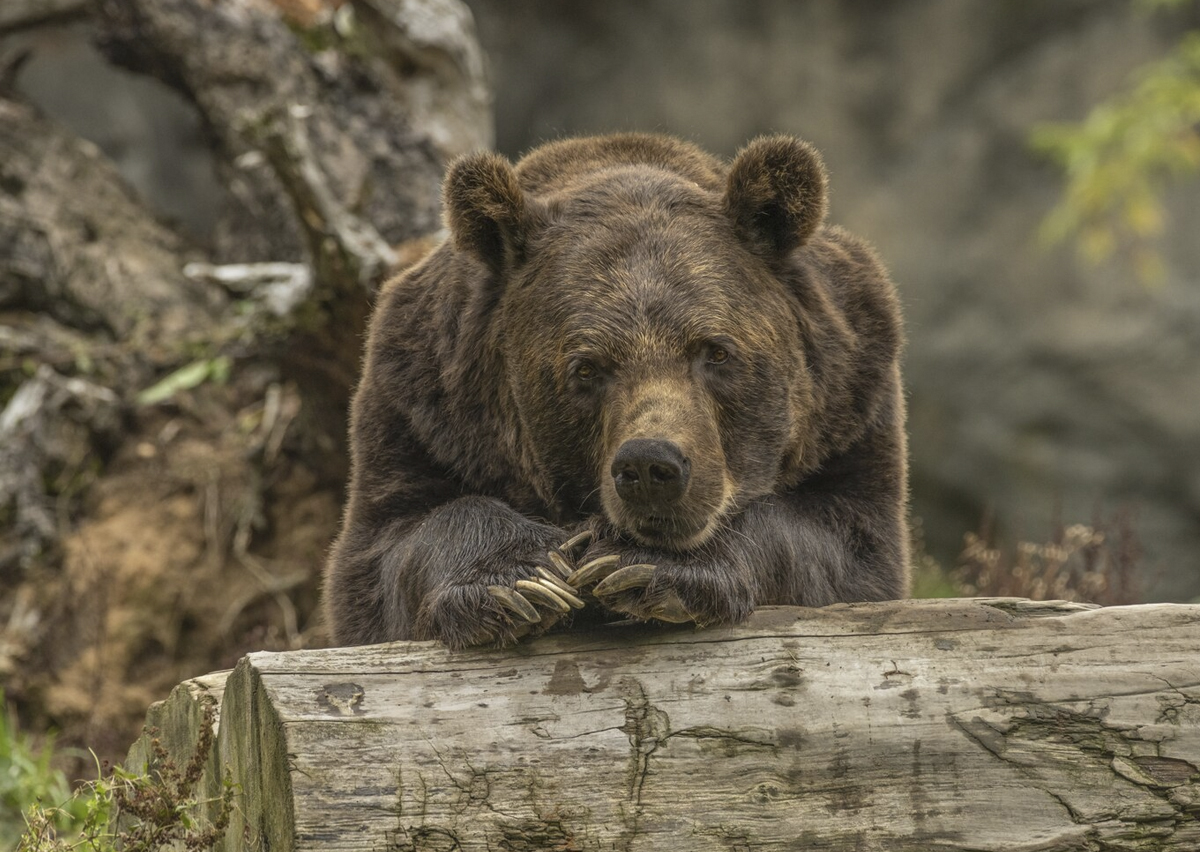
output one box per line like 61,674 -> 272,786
568,551 -> 754,628
418,531 -> 592,649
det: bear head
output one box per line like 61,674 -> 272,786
443,135 -> 834,552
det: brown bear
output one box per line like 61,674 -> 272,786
324,133 -> 909,649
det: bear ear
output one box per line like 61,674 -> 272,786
724,136 -> 828,258
443,151 -> 530,272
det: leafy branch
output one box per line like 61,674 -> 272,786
1033,16 -> 1200,282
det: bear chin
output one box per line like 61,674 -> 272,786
612,479 -> 737,552
627,518 -> 718,552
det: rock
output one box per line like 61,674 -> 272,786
0,0 -> 491,761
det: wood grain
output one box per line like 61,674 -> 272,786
130,599 -> 1200,851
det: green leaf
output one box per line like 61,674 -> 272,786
1031,21 -> 1200,282
136,357 -> 232,406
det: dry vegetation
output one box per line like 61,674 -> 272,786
17,702 -> 233,852
953,509 -> 1143,606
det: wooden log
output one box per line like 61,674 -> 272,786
124,670 -> 230,833
130,599 -> 1200,851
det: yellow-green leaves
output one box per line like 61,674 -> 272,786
1033,29 -> 1200,282
135,357 -> 231,407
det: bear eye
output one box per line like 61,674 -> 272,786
706,347 -> 730,365
573,361 -> 598,382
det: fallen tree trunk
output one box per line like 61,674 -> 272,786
132,599 -> 1200,851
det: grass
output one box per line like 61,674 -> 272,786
0,695 -> 88,851
2,695 -> 233,852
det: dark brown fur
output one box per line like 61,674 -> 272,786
324,133 -> 910,648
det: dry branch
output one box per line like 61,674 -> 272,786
248,105 -> 398,295
131,598 -> 1200,852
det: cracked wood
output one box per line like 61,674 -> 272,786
130,598 -> 1200,851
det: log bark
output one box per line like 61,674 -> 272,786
129,599 -> 1200,852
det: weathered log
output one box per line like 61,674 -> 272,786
130,598 -> 1200,851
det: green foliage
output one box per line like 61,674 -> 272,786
1033,15 -> 1200,282
0,697 -> 87,850
910,559 -> 959,599
908,518 -> 960,598
14,702 -> 234,852
135,356 -> 232,407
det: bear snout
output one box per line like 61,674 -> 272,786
611,438 -> 691,509
600,380 -> 732,550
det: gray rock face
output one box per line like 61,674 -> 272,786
464,0 -> 1200,601
0,0 -> 494,757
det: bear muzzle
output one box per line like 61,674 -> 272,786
605,437 -> 733,551
599,375 -> 732,550
611,438 -> 691,510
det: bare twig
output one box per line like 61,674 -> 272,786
183,262 -> 313,318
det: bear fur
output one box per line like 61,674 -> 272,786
325,133 -> 909,649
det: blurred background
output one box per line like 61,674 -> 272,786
2,0 -> 1199,839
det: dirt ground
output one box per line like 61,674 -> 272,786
4,368 -> 340,769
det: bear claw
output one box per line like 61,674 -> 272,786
546,549 -> 574,578
592,563 -> 657,596
535,567 -> 586,607
567,554 -> 622,588
587,564 -> 694,625
559,530 -> 593,555
515,579 -> 572,613
648,594 -> 693,623
486,585 -> 540,623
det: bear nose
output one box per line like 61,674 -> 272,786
611,439 -> 690,508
